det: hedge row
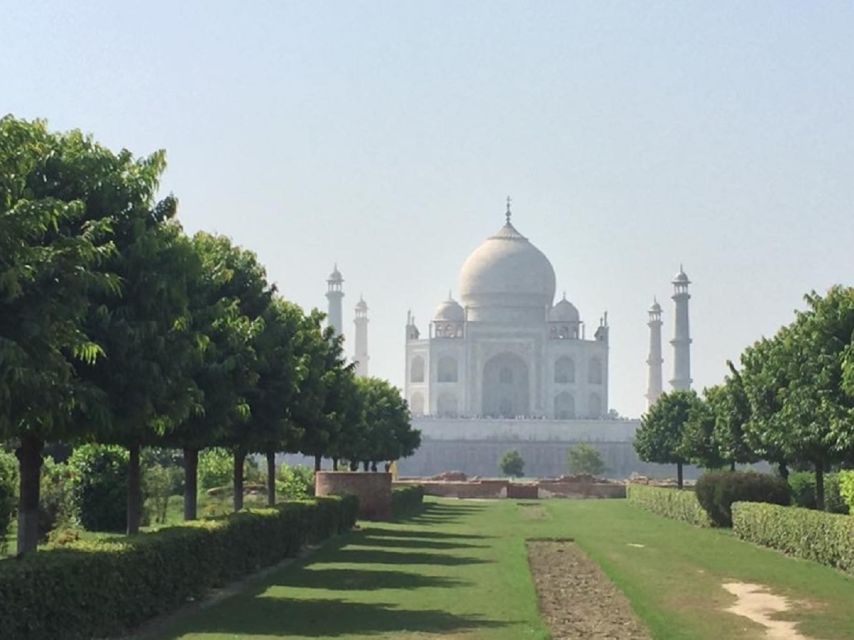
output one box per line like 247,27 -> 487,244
732,502 -> 854,575
626,483 -> 711,527
392,485 -> 424,517
0,495 -> 358,640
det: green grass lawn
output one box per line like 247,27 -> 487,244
143,497 -> 854,640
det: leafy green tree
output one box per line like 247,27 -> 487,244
500,450 -> 525,477
198,448 -> 234,490
741,287 -> 854,509
246,298 -> 306,506
566,443 -> 606,476
166,233 -> 266,518
293,315 -> 346,471
0,117 -> 118,553
635,390 -> 698,488
679,389 -> 726,470
81,211 -> 202,533
345,377 -> 419,471
709,363 -> 760,471
0,450 -> 17,553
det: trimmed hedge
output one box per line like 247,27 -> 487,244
392,484 -> 424,516
732,502 -> 854,575
0,495 -> 358,640
789,472 -> 849,514
695,471 -> 790,527
626,483 -> 711,527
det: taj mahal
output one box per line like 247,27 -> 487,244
403,200 -> 610,420
319,200 -> 697,479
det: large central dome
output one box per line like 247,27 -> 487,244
458,219 -> 556,322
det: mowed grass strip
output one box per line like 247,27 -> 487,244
145,498 -> 854,640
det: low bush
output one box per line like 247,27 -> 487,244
732,502 -> 854,575
68,445 -> 128,532
695,471 -> 790,527
0,450 -> 17,553
392,484 -> 424,516
626,483 -> 711,527
0,495 -> 358,640
39,458 -> 75,539
789,472 -> 849,514
277,464 -> 315,500
841,471 -> 854,514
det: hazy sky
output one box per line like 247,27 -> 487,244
4,2 -> 853,417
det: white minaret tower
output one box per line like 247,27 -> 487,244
354,295 -> 369,377
646,298 -> 664,408
670,266 -> 692,391
325,264 -> 344,337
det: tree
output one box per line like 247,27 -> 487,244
741,287 -> 854,509
566,443 -> 606,476
80,210 -> 202,533
0,117 -> 118,553
634,390 -> 698,488
500,450 -> 525,477
679,389 -> 726,470
709,363 -> 760,471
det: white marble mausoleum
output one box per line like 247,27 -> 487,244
404,204 -> 610,420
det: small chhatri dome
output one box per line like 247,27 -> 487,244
649,297 -> 662,314
434,292 -> 465,322
458,201 -> 557,315
355,295 -> 368,311
328,263 -> 343,283
549,293 -> 580,322
672,264 -> 690,285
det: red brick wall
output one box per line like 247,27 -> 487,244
316,472 -> 392,520
507,484 -> 539,499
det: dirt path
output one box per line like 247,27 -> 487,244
722,582 -> 814,640
527,540 -> 650,640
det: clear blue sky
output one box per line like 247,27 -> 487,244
4,2 -> 853,417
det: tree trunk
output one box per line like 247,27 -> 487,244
370,461 -> 378,472
314,454 -> 321,471
349,460 -> 359,471
266,449 -> 276,507
815,463 -> 825,511
777,461 -> 789,480
233,447 -> 245,512
15,434 -> 43,555
127,444 -> 142,535
363,460 -> 370,472
183,447 -> 198,520
332,457 -> 339,471
730,460 -> 736,472
676,462 -> 684,489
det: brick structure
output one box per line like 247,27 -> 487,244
315,472 -> 392,520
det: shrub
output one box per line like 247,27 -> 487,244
789,471 -> 849,514
499,450 -> 524,477
198,448 -> 233,490
732,502 -> 854,575
0,450 -> 17,553
143,463 -> 182,525
567,443 -> 606,476
0,495 -> 358,640
695,471 -> 790,527
67,445 -> 128,532
277,464 -> 315,500
626,483 -> 711,527
39,457 -> 75,539
840,471 -> 854,514
392,485 -> 424,517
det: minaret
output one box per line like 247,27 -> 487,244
354,296 -> 369,377
670,266 -> 692,391
646,298 -> 664,408
325,264 -> 344,337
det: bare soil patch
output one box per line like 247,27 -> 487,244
527,540 -> 650,639
722,582 -> 814,640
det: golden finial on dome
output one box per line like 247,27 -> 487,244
505,195 -> 512,224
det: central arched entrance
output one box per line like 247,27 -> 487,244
482,352 -> 530,417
